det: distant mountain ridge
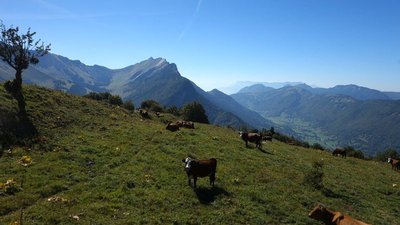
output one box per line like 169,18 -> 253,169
233,82 -> 400,101
232,84 -> 400,154
0,54 -> 276,130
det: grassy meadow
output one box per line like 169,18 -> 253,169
0,85 -> 399,224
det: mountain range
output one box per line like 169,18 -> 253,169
232,84 -> 400,155
0,54 -> 277,131
1,53 -> 400,154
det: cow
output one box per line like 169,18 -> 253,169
332,148 -> 346,158
263,135 -> 273,142
182,157 -> 217,188
388,158 -> 400,170
176,120 -> 195,129
166,122 -> 179,132
308,204 -> 371,225
182,121 -> 195,129
139,109 -> 149,119
240,131 -> 262,149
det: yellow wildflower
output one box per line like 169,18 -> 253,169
19,155 -> 33,167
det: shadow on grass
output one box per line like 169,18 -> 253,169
257,147 -> 274,155
0,110 -> 37,155
322,188 -> 348,199
194,186 -> 230,205
246,145 -> 274,155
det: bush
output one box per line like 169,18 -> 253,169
123,100 -> 135,111
182,101 -> 209,124
108,95 -> 122,106
312,143 -> 324,151
140,99 -> 164,112
344,146 -> 365,159
84,92 -> 123,106
303,160 -> 324,190
166,105 -> 181,116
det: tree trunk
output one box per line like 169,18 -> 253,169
13,69 -> 26,117
14,69 -> 23,92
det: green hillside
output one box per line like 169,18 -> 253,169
0,85 -> 399,225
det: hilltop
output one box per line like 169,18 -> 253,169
0,85 -> 399,224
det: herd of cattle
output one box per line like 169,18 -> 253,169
161,119 -> 398,224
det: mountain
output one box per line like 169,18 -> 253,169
232,85 -> 400,155
236,84 -> 275,94
206,89 -> 279,131
218,81 -> 303,94
384,91 -> 400,100
0,54 -> 275,129
0,53 -> 114,95
295,84 -> 391,101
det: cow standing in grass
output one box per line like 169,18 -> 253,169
182,157 -> 217,188
388,158 -> 400,170
308,203 -> 371,225
240,131 -> 262,149
332,148 -> 346,158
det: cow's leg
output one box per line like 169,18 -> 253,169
193,177 -> 197,188
210,173 -> 215,186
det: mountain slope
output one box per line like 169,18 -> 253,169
232,85 -> 400,154
207,89 -> 278,130
0,85 -> 399,225
0,55 -> 265,129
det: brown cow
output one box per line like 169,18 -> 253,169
308,204 -> 371,225
182,157 -> 217,188
388,158 -> 400,170
166,122 -> 179,132
332,148 -> 347,158
240,131 -> 262,149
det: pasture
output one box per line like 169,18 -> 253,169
0,85 -> 399,224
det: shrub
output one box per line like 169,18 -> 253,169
182,101 -> 209,124
344,146 -> 365,159
123,100 -> 135,111
312,143 -> 324,151
108,95 -> 122,106
140,99 -> 164,112
166,105 -> 181,116
84,92 -> 123,106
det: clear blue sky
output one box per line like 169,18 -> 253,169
2,0 -> 400,91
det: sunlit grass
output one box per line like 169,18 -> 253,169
0,84 -> 399,224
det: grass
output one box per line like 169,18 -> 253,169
0,84 -> 399,224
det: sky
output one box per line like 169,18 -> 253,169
1,0 -> 400,91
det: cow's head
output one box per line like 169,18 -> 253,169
308,204 -> 327,220
388,158 -> 392,163
239,131 -> 248,139
182,157 -> 193,172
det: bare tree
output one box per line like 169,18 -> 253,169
0,21 -> 51,115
